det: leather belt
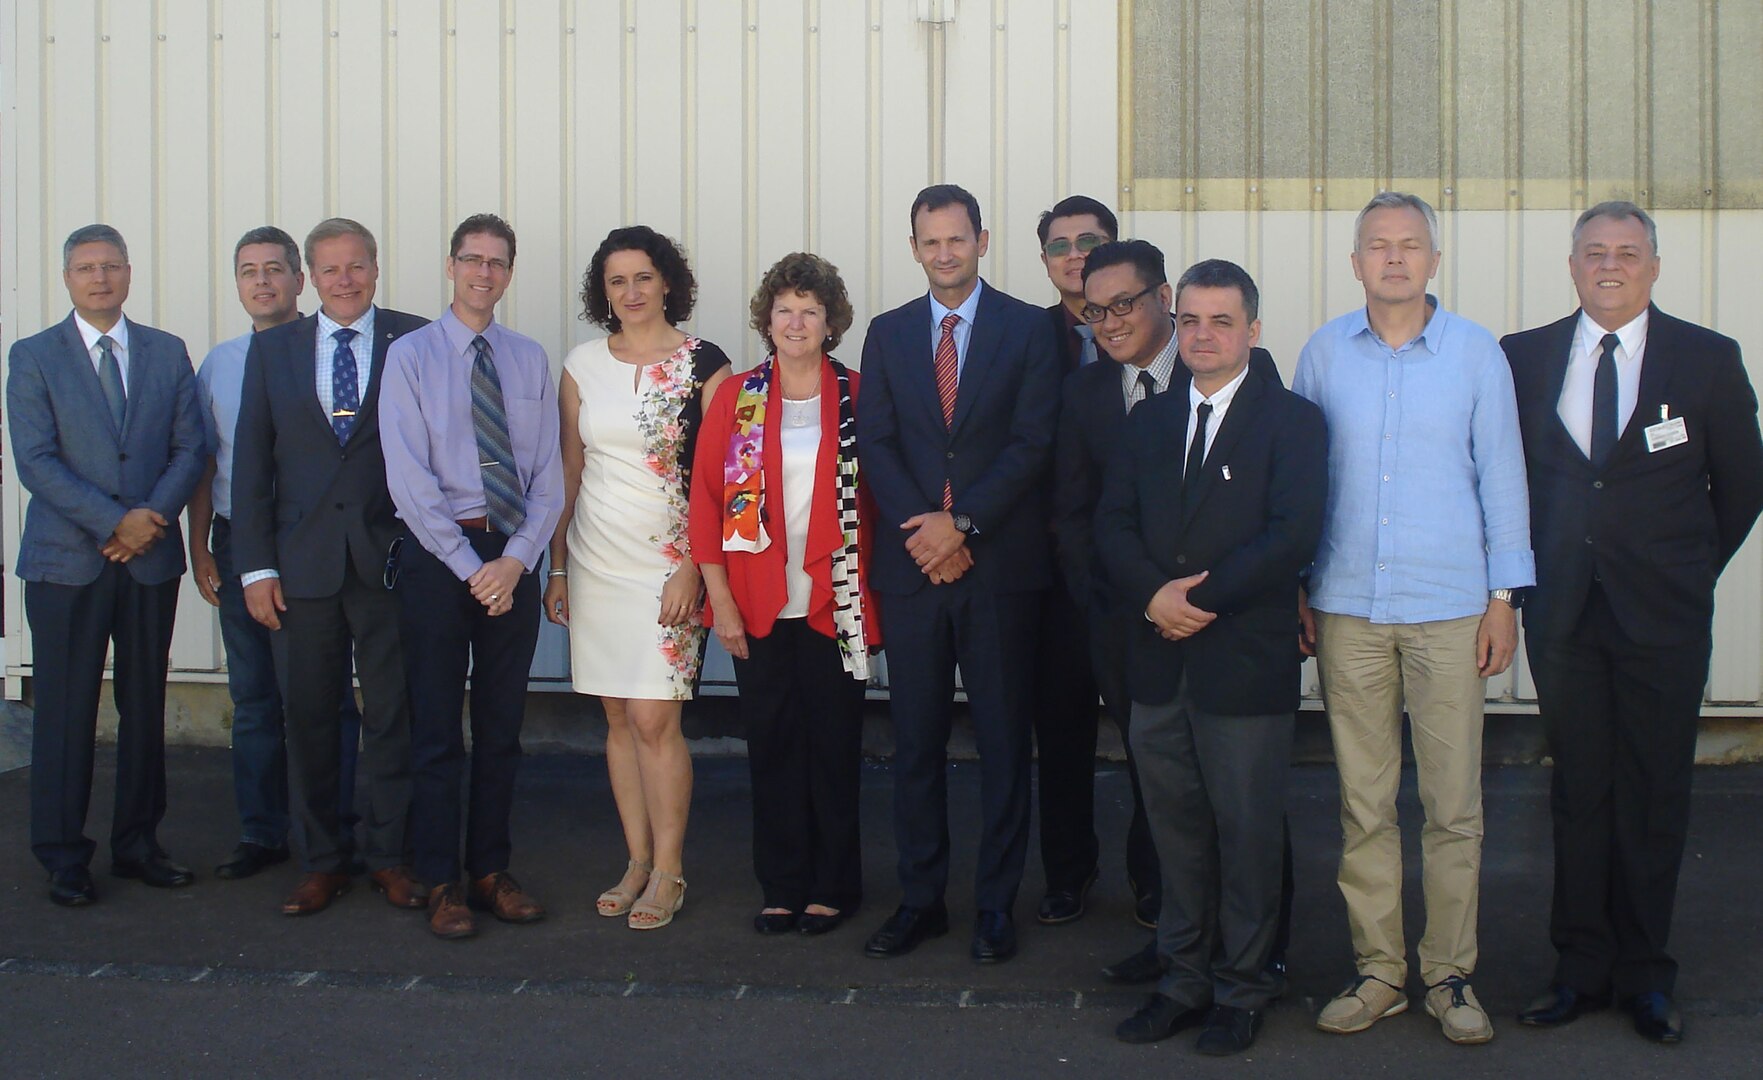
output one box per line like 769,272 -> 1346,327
456,517 -> 491,531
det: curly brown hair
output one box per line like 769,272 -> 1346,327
748,252 -> 855,353
578,225 -> 697,331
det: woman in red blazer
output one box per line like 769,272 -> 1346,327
689,253 -> 880,937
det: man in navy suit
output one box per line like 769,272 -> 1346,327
232,218 -> 429,918
7,223 -> 207,906
857,184 -> 1061,963
1504,202 -> 1763,1044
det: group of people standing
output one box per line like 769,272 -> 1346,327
10,183 -> 1758,1055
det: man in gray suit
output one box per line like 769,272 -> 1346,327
7,223 -> 207,906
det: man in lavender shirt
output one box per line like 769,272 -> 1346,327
378,213 -> 563,939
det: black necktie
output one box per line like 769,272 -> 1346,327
1590,332 -> 1620,468
1137,369 -> 1159,404
1183,402 -> 1213,510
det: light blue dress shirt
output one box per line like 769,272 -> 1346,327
1293,298 -> 1535,624
194,330 -> 252,519
928,278 -> 985,377
315,306 -> 377,412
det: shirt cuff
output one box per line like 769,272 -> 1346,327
240,568 -> 279,586
502,535 -> 543,574
1486,549 -> 1537,592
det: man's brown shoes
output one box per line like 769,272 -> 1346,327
470,872 -> 546,924
281,872 -> 351,916
428,884 -> 478,939
368,866 -> 428,909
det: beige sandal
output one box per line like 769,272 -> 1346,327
628,870 -> 686,930
596,859 -> 653,918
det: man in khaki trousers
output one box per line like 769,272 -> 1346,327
1292,192 -> 1535,1046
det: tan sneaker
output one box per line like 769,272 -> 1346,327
1317,974 -> 1409,1034
1425,975 -> 1494,1044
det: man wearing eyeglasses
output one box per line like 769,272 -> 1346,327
8,224 -> 206,906
378,214 -> 563,939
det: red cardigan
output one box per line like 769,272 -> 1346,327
688,358 -> 881,646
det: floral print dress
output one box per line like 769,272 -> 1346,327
563,336 -> 713,699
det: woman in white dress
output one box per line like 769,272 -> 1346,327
545,226 -> 730,930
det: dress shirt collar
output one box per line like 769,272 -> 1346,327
438,306 -> 500,358
1575,307 -> 1648,360
1188,360 -> 1250,412
73,311 -> 130,354
1345,295 -> 1445,355
317,304 -> 377,343
1121,321 -> 1182,397
929,277 -> 985,330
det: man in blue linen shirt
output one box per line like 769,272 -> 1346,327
378,213 -> 563,939
1295,192 -> 1534,1046
188,226 -> 365,881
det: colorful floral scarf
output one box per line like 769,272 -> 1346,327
721,361 -> 773,553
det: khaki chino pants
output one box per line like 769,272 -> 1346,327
1314,611 -> 1486,987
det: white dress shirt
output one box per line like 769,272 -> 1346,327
73,312 -> 131,394
1183,363 -> 1251,474
1557,309 -> 1648,458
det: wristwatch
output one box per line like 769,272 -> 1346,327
952,512 -> 975,534
1489,588 -> 1521,608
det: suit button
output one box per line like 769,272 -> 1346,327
945,451 -> 954,459
1585,535 -> 1595,544
336,502 -> 345,510
1593,480 -> 1603,489
340,452 -> 348,461
1175,554 -> 1187,565
111,494 -> 121,501
118,452 -> 128,461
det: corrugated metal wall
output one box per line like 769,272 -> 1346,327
3,0 -> 1759,708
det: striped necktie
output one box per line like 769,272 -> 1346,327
935,311 -> 960,509
471,335 -> 524,534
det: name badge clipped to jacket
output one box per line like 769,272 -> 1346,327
1644,404 -> 1688,454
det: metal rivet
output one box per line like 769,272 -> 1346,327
1510,189 -> 1519,196
1122,184 -> 1131,192
157,33 -> 166,41
506,27 -> 514,34
748,24 -> 757,31
872,24 -> 881,30
449,28 -> 456,35
389,29 -> 397,36
215,32 -> 224,40
627,26 -> 635,32
1059,21 -> 1069,29
567,27 -> 575,33
687,25 -> 695,32
102,34 -> 110,41
330,30 -> 338,37
996,23 -> 1005,30
45,34 -> 54,42
1315,185 -> 1324,193
1443,186 -> 1453,195
809,26 -> 817,32
273,31 -> 280,38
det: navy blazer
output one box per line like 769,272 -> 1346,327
7,313 -> 205,586
1055,343 -> 1280,616
231,307 -> 429,598
1094,368 -> 1327,714
855,281 -> 1061,595
1503,305 -> 1763,646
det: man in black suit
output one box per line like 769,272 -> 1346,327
1029,194 -> 1151,926
1503,201 -> 1763,1044
1095,255 -> 1326,1055
8,224 -> 207,905
856,184 -> 1061,964
233,217 -> 429,918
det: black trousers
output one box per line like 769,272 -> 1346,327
734,617 -> 866,911
1030,581 -> 1102,892
1083,601 -> 1161,904
25,567 -> 179,873
1528,582 -> 1710,998
274,561 -> 411,874
395,531 -> 542,886
882,582 -> 1038,912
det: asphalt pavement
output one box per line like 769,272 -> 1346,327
3,744 -> 1761,1078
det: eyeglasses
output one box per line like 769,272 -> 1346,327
453,254 -> 511,272
68,262 -> 127,277
1043,233 -> 1107,258
1080,285 -> 1156,324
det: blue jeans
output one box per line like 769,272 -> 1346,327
212,516 -> 361,850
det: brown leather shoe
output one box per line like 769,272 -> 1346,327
281,872 -> 351,916
368,866 -> 427,910
427,884 -> 477,940
470,871 -> 547,924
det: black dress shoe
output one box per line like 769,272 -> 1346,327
1037,866 -> 1099,925
753,910 -> 797,934
797,908 -> 851,936
971,910 -> 1017,964
1628,991 -> 1683,1044
1196,1005 -> 1264,1056
1115,992 -> 1209,1044
1134,892 -> 1160,929
864,903 -> 950,958
49,866 -> 96,907
1102,941 -> 1167,985
112,853 -> 195,888
215,842 -> 291,881
1518,983 -> 1609,1027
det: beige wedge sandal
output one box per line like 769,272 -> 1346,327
596,859 -> 653,918
627,870 -> 686,930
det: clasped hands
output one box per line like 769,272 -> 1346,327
1146,571 -> 1215,641
467,556 -> 525,618
99,507 -> 168,563
902,511 -> 972,584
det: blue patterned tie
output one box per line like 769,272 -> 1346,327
330,327 -> 360,443
1075,323 -> 1100,367
96,334 -> 127,428
471,335 -> 524,534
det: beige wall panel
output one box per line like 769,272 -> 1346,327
271,8 -> 331,248
1709,211 -> 1763,702
450,0 -> 505,224
812,0 -> 875,343
687,0 -> 752,361
994,0 -> 1058,294
1067,1 -> 1119,209
629,3 -> 685,240
873,11 -> 930,314
214,0 -> 281,346
383,3 -> 446,316
507,1 -> 569,340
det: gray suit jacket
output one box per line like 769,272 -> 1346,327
7,313 -> 206,586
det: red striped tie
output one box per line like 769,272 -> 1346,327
935,312 -> 960,509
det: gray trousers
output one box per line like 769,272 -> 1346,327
1132,681 -> 1293,1010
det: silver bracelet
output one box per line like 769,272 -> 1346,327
547,569 -> 568,578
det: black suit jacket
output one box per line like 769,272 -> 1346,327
855,281 -> 1061,595
1055,344 -> 1281,617
232,307 -> 429,598
1094,368 -> 1327,713
1502,305 -> 1763,646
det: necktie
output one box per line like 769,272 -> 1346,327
1183,402 -> 1213,511
1136,369 -> 1159,408
471,335 -> 525,535
935,311 -> 960,509
331,327 -> 360,444
96,334 -> 126,429
1075,323 -> 1100,367
1590,332 -> 1620,468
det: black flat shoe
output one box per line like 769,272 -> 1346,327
797,909 -> 850,936
1102,941 -> 1166,985
1036,866 -> 1099,925
215,842 -> 291,881
1196,1005 -> 1263,1055
1627,991 -> 1683,1044
49,866 -> 96,907
753,910 -> 797,934
971,910 -> 1017,964
864,903 -> 949,958
112,853 -> 195,888
1518,983 -> 1609,1027
1115,992 -> 1209,1044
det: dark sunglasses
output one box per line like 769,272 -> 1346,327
1043,232 -> 1107,258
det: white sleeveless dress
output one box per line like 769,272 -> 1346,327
562,337 -> 709,700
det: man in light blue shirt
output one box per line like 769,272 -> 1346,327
1295,192 -> 1534,1046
